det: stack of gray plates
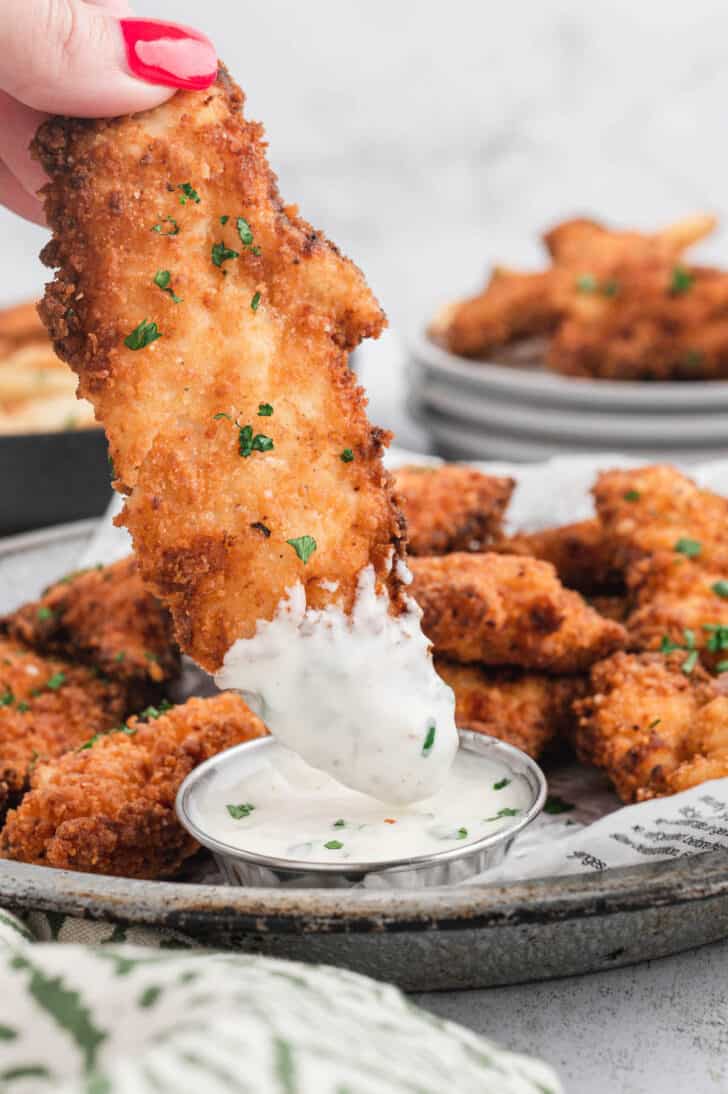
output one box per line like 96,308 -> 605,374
407,332 -> 728,463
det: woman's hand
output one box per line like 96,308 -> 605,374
0,0 -> 217,223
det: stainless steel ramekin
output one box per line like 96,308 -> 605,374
175,730 -> 547,890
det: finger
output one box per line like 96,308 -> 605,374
84,0 -> 133,12
0,92 -> 48,198
0,1 -> 217,117
0,160 -> 45,225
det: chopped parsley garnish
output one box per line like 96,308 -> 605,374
37,607 -> 55,621
324,840 -> 343,850
114,651 -> 126,663
647,718 -> 662,730
0,689 -> 14,707
340,449 -> 354,463
238,425 -> 274,457
683,349 -> 703,369
493,777 -> 511,790
602,278 -> 619,298
212,242 -> 239,268
151,217 -> 179,235
250,291 -> 262,312
237,217 -> 254,247
333,819 -> 346,828
258,403 -> 273,416
227,803 -> 255,819
623,489 -> 641,502
46,672 -> 66,691
669,266 -> 694,295
153,269 -> 182,303
682,649 -> 699,674
543,795 -> 575,815
718,660 -> 728,673
485,807 -> 521,821
138,700 -> 172,721
456,827 -> 468,840
712,581 -> 728,599
705,624 -> 728,653
576,273 -> 598,293
17,701 -> 29,714
213,412 -> 233,422
124,319 -> 161,351
250,522 -> 271,537
220,215 -> 229,225
660,628 -> 699,674
78,722 -> 136,750
286,535 -> 317,564
178,182 -> 200,205
421,724 -> 436,757
674,537 -> 701,558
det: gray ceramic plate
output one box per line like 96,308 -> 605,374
2,521 -> 728,991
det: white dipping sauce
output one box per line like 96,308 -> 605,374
215,563 -> 458,804
188,738 -> 532,864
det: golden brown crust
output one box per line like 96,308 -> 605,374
494,518 -> 622,594
640,689 -> 728,798
435,657 -> 584,759
410,553 -> 626,673
0,693 -> 266,878
0,636 -> 130,806
394,465 -> 514,556
34,69 -> 404,671
574,651 -> 717,802
2,556 -> 179,685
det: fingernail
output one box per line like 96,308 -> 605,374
120,19 -> 217,91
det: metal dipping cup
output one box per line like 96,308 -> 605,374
175,730 -> 547,890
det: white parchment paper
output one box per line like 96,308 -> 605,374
80,449 -> 728,884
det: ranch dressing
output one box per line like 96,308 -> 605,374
188,738 -> 531,864
216,563 -> 458,804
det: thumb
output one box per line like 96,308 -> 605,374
0,0 -> 217,117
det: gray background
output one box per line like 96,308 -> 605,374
3,1 -> 728,1089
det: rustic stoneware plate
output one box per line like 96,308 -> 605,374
2,522 -> 728,991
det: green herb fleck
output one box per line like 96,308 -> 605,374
623,489 -> 641,502
602,278 -> 619,297
16,701 -> 29,713
340,448 -> 354,463
576,273 -> 598,293
227,803 -> 255,819
705,624 -> 728,653
124,319 -> 161,351
178,182 -> 200,205
718,660 -> 728,672
220,215 -> 229,225
543,796 -> 575,815
647,718 -> 662,730
485,807 -> 521,821
456,827 -> 468,840
333,819 -> 346,828
138,700 -> 172,721
114,651 -> 126,663
324,840 -> 343,850
286,535 -> 317,564
258,403 -> 274,416
46,672 -> 66,691
151,217 -> 179,235
493,777 -> 511,790
153,269 -> 182,303
212,242 -> 239,268
682,649 -> 699,674
213,412 -> 233,422
712,581 -> 728,599
674,537 -> 701,558
144,652 -> 159,663
238,424 -> 274,457
0,689 -> 14,707
37,606 -> 55,621
422,723 -> 436,756
251,291 -> 262,312
669,266 -> 694,295
683,348 -> 704,369
236,217 -> 254,247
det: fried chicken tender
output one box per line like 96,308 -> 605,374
394,465 -> 514,556
549,264 -> 728,380
0,299 -> 47,356
640,687 -> 728,798
494,518 -> 622,594
34,69 -> 403,673
0,636 -> 129,809
434,657 -> 584,759
543,214 -> 716,272
429,267 -> 570,359
410,554 -> 625,673
0,693 -> 266,879
2,556 -> 179,686
574,651 -> 716,802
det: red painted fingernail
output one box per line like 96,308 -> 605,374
120,19 -> 217,91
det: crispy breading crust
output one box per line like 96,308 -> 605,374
640,687 -> 728,798
0,693 -> 266,878
0,636 -> 129,807
410,553 -> 626,673
33,68 -> 405,671
2,556 -> 179,685
394,465 -> 514,556
494,518 -> 622,594
574,651 -> 717,802
434,657 -> 584,759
